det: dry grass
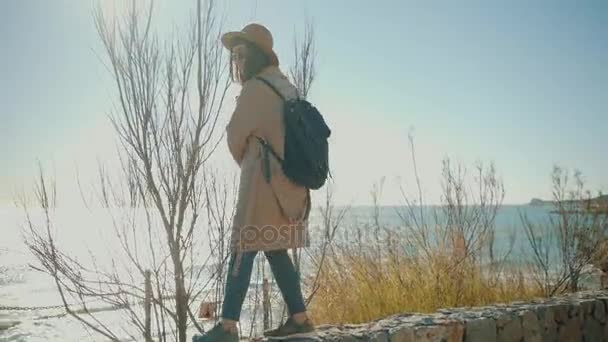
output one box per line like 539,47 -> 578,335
308,243 -> 542,324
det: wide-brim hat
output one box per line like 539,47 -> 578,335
221,23 -> 279,66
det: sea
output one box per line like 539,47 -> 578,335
0,204 -> 556,341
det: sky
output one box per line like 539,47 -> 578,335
1,0 -> 607,207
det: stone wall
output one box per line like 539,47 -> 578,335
293,290 -> 608,341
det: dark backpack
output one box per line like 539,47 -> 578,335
256,77 -> 331,190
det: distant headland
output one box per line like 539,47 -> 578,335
529,194 -> 608,213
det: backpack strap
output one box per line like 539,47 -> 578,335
256,136 -> 282,163
255,77 -> 286,101
253,78 -> 285,169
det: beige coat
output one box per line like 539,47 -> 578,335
227,66 -> 310,253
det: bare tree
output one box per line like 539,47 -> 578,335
22,1 -> 233,341
289,20 -> 316,100
391,135 -> 509,306
303,178 -> 350,305
305,136 -> 523,324
397,134 -> 506,267
522,166 -> 608,296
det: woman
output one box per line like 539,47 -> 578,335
193,23 -> 314,342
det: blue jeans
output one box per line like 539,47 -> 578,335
221,250 -> 306,321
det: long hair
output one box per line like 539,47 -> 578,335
230,39 -> 272,83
